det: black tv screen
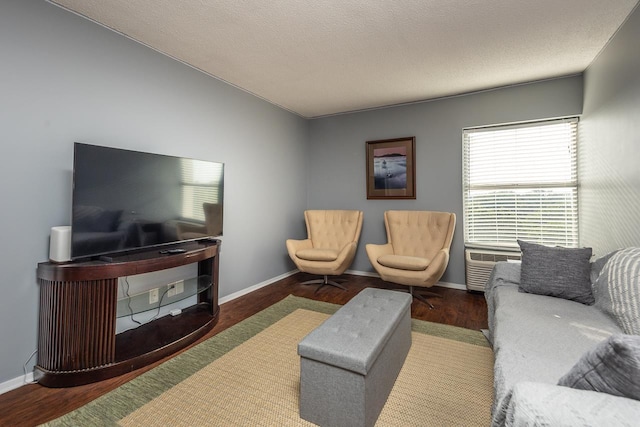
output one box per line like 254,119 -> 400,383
71,143 -> 224,260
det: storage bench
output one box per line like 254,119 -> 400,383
297,288 -> 412,427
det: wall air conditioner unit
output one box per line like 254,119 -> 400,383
465,248 -> 522,292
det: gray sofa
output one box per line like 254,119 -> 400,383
485,251 -> 640,426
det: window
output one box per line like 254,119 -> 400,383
180,159 -> 223,221
462,118 -> 579,249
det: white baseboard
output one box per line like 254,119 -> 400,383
218,269 -> 298,304
2,268 -> 465,396
0,372 -> 34,396
1,271 -> 300,396
433,281 -> 468,291
219,269 -> 466,306
345,269 -> 467,291
219,269 -> 466,307
345,269 -> 378,278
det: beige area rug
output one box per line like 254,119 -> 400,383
119,309 -> 494,426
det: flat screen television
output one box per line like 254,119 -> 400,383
71,143 -> 224,260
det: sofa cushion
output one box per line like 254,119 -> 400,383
486,273 -> 623,426
377,254 -> 429,271
517,240 -> 593,304
593,247 -> 640,335
506,382 -> 640,426
558,334 -> 640,401
485,260 -> 633,427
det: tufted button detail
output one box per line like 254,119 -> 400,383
298,288 -> 412,376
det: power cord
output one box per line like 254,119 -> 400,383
24,282 -> 177,387
23,349 -> 38,385
121,278 -> 176,325
148,285 -> 174,322
122,277 -> 142,326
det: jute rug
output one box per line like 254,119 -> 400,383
44,295 -> 493,426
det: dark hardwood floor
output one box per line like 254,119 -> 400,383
0,273 -> 487,427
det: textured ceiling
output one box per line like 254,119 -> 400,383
50,0 -> 639,118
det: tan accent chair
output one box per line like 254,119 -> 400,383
286,210 -> 364,291
366,210 -> 456,308
176,203 -> 223,240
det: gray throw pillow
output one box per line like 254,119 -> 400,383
518,240 -> 593,304
593,247 -> 640,335
558,334 -> 640,401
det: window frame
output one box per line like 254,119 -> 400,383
462,117 -> 579,250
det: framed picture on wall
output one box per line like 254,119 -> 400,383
366,136 -> 416,199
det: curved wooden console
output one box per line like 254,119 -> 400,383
35,240 -> 220,387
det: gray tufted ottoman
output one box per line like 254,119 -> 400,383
297,288 -> 412,427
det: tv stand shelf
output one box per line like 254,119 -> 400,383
35,240 -> 220,388
116,275 -> 212,317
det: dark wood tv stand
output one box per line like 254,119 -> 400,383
35,240 -> 220,387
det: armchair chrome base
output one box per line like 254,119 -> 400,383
395,286 -> 442,309
300,275 -> 347,293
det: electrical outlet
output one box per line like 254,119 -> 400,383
149,288 -> 159,304
167,280 -> 184,298
174,280 -> 184,295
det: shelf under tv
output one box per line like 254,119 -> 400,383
34,240 -> 220,388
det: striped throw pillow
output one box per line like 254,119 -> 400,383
594,247 -> 640,335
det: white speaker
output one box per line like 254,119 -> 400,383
49,226 -> 71,263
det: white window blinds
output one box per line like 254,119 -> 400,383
462,118 -> 579,249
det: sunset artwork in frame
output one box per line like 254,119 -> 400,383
366,137 -> 416,199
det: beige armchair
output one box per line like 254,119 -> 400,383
366,210 -> 456,308
286,210 -> 363,291
176,203 -> 223,240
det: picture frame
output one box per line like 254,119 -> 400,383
366,136 -> 416,199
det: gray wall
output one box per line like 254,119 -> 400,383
580,4 -> 640,256
0,0 -> 307,384
307,77 -> 584,285
3,0 -> 630,388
